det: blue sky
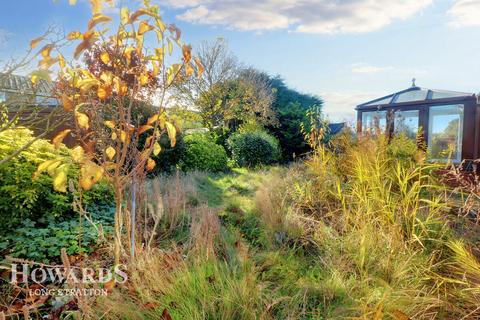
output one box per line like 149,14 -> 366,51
1,0 -> 480,122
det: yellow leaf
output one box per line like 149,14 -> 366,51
39,56 -> 60,70
90,0 -> 103,15
53,170 -> 68,193
100,71 -> 113,84
97,85 -> 111,100
194,57 -> 204,78
120,7 -> 129,25
45,161 -> 62,177
185,63 -> 194,78
155,48 -> 164,61
138,20 -> 154,36
30,75 -> 38,85
58,54 -> 66,69
155,17 -> 166,32
111,132 -> 117,140
74,30 -> 97,59
145,135 -> 154,146
67,31 -> 83,40
52,129 -> 72,149
138,125 -> 153,135
105,146 -> 116,160
129,8 -> 150,23
88,13 -> 112,30
100,52 -> 110,64
34,159 -> 61,179
153,142 -> 161,156
113,78 -> 128,96
80,160 -> 104,191
71,146 -> 85,163
146,158 -> 156,171
30,36 -> 44,49
69,0 -> 77,4
182,44 -> 191,63
139,73 -> 149,86
147,114 -> 159,125
168,24 -> 181,40
39,44 -> 53,58
104,120 -> 115,129
165,122 -> 176,147
61,94 -> 74,112
75,111 -> 90,130
119,130 -> 127,143
77,78 -> 99,91
152,61 -> 159,77
124,46 -> 135,60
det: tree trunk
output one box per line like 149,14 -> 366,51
114,189 -> 123,266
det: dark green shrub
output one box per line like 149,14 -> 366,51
179,133 -> 228,172
149,132 -> 185,175
227,130 -> 280,167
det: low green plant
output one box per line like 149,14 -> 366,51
0,204 -> 114,263
227,130 -> 280,167
180,133 -> 228,172
387,132 -> 420,163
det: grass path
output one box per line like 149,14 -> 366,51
194,167 -> 275,210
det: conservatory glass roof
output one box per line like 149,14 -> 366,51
357,81 -> 475,109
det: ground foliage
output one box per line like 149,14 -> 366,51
42,133 -> 478,320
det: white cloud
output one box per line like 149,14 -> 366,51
165,0 -> 433,33
351,63 -> 394,74
447,0 -> 480,27
350,63 -> 428,76
176,2 -> 291,31
161,0 -> 210,9
321,91 -> 380,123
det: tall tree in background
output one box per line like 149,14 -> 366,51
173,38 -> 323,160
174,39 -> 277,142
197,68 -> 277,132
173,38 -> 238,109
267,76 -> 323,160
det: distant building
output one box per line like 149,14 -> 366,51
356,80 -> 479,163
0,73 -> 58,106
0,73 -> 74,144
327,122 -> 346,135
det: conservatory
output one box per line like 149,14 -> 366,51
356,80 -> 480,163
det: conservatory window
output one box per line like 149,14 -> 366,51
394,110 -> 419,139
361,110 -> 387,133
428,104 -> 464,162
364,95 -> 393,106
394,89 -> 428,103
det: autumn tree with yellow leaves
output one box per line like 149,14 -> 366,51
31,0 -> 203,264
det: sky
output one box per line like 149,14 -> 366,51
1,0 -> 480,122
